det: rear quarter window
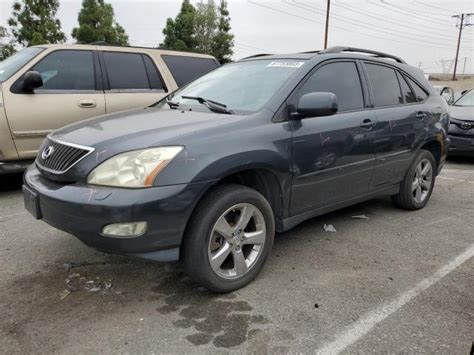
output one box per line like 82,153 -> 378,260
403,75 -> 428,102
161,55 -> 219,87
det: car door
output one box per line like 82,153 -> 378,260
2,49 -> 106,159
364,62 -> 428,189
289,60 -> 377,216
100,51 -> 168,113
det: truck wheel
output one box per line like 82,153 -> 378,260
392,149 -> 436,210
181,184 -> 275,293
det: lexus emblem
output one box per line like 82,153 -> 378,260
41,146 -> 55,160
460,122 -> 472,130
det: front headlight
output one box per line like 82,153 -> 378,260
87,146 -> 183,188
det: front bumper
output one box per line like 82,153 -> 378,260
448,134 -> 474,156
23,166 -> 215,261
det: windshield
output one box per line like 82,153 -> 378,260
454,90 -> 474,107
162,59 -> 306,113
0,47 -> 44,83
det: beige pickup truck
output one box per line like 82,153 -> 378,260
0,44 -> 219,174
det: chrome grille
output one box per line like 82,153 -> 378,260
36,138 -> 94,174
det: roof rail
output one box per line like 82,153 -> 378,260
241,53 -> 272,60
319,46 -> 406,64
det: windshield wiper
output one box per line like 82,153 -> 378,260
181,96 -> 233,114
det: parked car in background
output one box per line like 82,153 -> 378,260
447,88 -> 474,156
23,47 -> 449,292
0,44 -> 219,174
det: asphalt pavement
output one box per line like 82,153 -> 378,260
1,158 -> 473,354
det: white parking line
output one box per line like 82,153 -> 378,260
438,176 -> 474,184
441,169 -> 474,174
316,244 -> 474,355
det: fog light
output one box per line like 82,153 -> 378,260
101,222 -> 147,238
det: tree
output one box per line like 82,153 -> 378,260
160,0 -> 234,63
72,0 -> 129,45
160,0 -> 197,51
0,26 -> 16,60
211,0 -> 234,63
194,0 -> 218,55
8,0 -> 66,46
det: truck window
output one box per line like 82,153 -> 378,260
161,55 -> 219,87
103,52 -> 150,90
32,50 -> 95,91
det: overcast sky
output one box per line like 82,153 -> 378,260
1,0 -> 473,73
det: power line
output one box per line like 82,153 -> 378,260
287,0 -> 468,49
235,41 -> 273,53
413,0 -> 456,16
368,0 -> 459,28
332,0 -> 460,42
247,0 -> 473,53
247,0 -> 321,24
289,0 -> 460,46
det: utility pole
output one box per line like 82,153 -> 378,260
324,0 -> 331,49
452,13 -> 473,80
462,57 -> 468,74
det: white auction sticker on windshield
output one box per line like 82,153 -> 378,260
267,61 -> 305,68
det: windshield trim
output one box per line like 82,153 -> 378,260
0,47 -> 46,83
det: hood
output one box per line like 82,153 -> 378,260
51,107 -> 246,149
449,105 -> 474,122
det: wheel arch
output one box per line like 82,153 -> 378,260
419,139 -> 442,174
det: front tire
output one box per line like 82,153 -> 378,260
181,184 -> 275,293
392,149 -> 436,210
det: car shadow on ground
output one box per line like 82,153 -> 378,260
446,155 -> 474,165
0,173 -> 24,192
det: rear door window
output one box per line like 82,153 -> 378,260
103,52 -> 163,91
161,55 -> 219,87
297,61 -> 364,112
31,50 -> 95,90
365,63 -> 402,107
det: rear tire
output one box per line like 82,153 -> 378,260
391,149 -> 436,210
181,184 -> 275,293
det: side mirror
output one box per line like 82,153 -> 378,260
22,71 -> 43,92
294,92 -> 338,118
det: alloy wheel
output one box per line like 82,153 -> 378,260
208,203 -> 266,279
412,158 -> 433,203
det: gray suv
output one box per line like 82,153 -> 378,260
23,47 -> 450,292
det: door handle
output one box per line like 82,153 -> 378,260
78,100 -> 96,108
360,119 -> 376,130
416,111 -> 427,120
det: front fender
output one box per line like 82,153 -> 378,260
154,119 -> 293,187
